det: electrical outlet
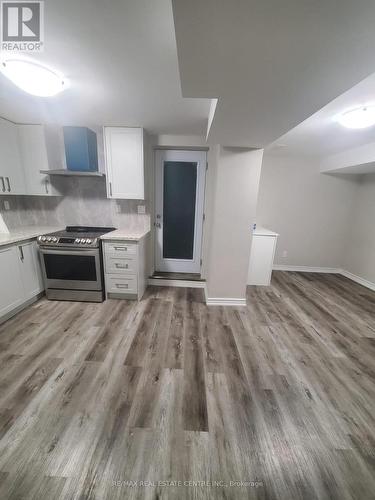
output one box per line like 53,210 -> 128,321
137,205 -> 146,214
3,200 -> 10,210
282,250 -> 288,258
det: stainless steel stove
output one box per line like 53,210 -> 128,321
37,226 -> 115,302
37,226 -> 113,248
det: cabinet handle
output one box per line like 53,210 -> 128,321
109,182 -> 112,197
114,246 -> 127,251
115,263 -> 129,269
116,283 -> 129,289
0,177 -> 5,192
5,177 -> 10,192
45,179 -> 49,194
18,245 -> 24,261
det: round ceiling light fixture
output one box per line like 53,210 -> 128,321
336,105 -> 375,129
0,58 -> 66,97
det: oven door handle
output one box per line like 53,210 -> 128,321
39,247 -> 100,257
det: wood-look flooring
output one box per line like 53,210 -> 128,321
0,271 -> 374,499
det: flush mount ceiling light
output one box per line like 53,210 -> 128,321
0,58 -> 66,97
336,105 -> 375,129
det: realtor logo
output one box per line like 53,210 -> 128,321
1,1 -> 44,52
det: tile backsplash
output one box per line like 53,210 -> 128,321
0,176 -> 150,232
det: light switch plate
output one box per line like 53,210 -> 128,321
137,205 -> 146,214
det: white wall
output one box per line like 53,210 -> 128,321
343,173 -> 375,283
256,153 -> 359,268
206,147 -> 263,299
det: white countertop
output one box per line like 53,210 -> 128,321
100,228 -> 151,242
0,226 -> 62,248
253,226 -> 279,237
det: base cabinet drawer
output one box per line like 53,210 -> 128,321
103,235 -> 148,301
105,255 -> 137,274
104,242 -> 137,256
106,275 -> 137,294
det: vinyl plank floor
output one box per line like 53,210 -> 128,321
0,273 -> 374,499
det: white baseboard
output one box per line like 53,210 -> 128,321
339,269 -> 375,292
204,285 -> 246,306
148,278 -> 205,288
148,267 -> 375,300
205,297 -> 247,306
273,265 -> 375,292
273,265 -> 341,273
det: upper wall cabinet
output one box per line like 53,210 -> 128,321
0,118 -> 26,195
104,127 -> 145,199
18,124 -> 62,196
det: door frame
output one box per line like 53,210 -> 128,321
154,149 -> 207,273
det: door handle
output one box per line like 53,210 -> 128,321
0,177 -> 5,192
5,177 -> 10,192
155,222 -> 161,228
18,245 -> 24,261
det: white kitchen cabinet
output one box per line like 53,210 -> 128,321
0,117 -> 26,195
104,127 -> 145,199
0,240 -> 44,323
103,236 -> 148,300
0,246 -> 25,317
17,124 -> 62,196
19,241 -> 44,299
247,227 -> 279,286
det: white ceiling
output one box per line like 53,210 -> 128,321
172,0 -> 375,148
0,0 -> 210,134
268,72 -> 375,160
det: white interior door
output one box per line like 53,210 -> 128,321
155,150 -> 206,273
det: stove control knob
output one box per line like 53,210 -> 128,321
81,238 -> 86,244
41,236 -> 46,242
47,237 -> 52,242
52,237 -> 58,243
86,239 -> 92,245
75,238 -> 81,244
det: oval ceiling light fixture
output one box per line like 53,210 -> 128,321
0,57 -> 66,97
336,105 -> 375,129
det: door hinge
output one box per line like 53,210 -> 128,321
200,258 -> 203,267
206,162 -> 208,171
203,213 -> 206,222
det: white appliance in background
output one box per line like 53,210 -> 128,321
248,227 -> 279,286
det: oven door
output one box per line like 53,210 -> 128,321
39,247 -> 102,291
